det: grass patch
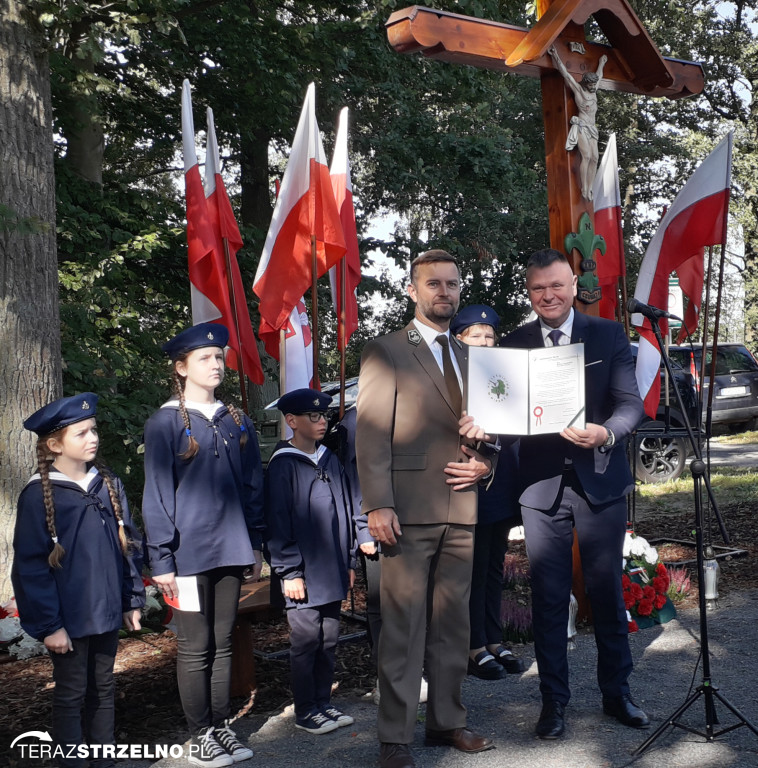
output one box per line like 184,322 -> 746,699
636,466 -> 758,515
711,430 -> 758,445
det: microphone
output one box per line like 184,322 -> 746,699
626,298 -> 680,321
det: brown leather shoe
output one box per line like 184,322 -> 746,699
379,742 -> 415,768
424,727 -> 495,753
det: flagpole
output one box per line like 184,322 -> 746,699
279,328 -> 287,439
338,257 -> 347,419
221,237 -> 249,413
310,234 -> 321,390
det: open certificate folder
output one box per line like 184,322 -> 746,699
466,344 -> 586,435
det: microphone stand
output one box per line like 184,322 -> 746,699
632,314 -> 758,754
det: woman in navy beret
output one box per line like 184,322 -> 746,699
12,393 -> 145,767
141,323 -> 264,766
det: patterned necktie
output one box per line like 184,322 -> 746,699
547,329 -> 565,347
436,334 -> 462,414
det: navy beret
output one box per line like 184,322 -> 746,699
450,305 -> 500,336
277,388 -> 332,415
162,323 -> 229,361
24,393 -> 99,436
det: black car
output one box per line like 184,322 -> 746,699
630,343 -> 700,483
669,343 -> 758,432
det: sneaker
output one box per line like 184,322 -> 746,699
419,677 -> 428,704
294,710 -> 340,735
214,719 -> 254,762
322,706 -> 355,727
188,727 -> 234,768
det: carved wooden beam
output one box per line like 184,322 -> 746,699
386,6 -> 704,100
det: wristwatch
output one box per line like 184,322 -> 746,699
603,428 -> 615,448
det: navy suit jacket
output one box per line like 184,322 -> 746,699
501,312 -> 643,509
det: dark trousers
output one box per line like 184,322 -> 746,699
287,601 -> 341,720
50,629 -> 119,768
359,550 -> 382,669
469,519 -> 512,649
172,567 -> 243,734
522,477 -> 632,705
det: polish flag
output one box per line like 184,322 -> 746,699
328,107 -> 361,349
674,251 -> 705,344
180,81 -> 263,383
204,107 -> 263,383
592,134 -> 625,321
254,83 -> 346,358
632,133 -> 732,418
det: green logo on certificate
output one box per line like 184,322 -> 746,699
488,376 -> 509,402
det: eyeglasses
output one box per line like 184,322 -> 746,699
301,412 -> 328,423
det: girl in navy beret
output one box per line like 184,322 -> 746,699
11,392 -> 145,767
452,307 -> 525,681
141,323 -> 264,767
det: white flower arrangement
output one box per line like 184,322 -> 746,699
622,531 -> 659,572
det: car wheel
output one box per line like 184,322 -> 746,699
635,427 -> 687,483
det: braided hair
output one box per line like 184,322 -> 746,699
36,431 -> 131,568
36,438 -> 65,569
171,353 -> 248,461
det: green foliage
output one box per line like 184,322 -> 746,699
56,163 -> 189,510
22,0 -> 758,513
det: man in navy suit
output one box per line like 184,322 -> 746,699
501,248 -> 648,739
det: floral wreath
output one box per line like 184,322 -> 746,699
622,532 -> 672,633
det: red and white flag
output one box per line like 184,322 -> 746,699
254,83 -> 346,359
204,107 -> 263,383
181,81 -> 263,383
281,298 -> 314,391
633,132 -> 732,418
592,133 -> 625,321
328,107 -> 361,348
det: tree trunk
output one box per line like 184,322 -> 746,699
0,0 -> 61,601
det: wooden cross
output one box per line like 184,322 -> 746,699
386,1 -> 704,314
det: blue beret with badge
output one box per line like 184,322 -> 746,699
23,392 -> 99,436
277,388 -> 332,415
162,322 -> 229,361
450,304 -> 500,336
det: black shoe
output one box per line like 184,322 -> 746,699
489,644 -> 525,674
378,743 -> 415,768
467,651 -> 505,680
602,694 -> 650,728
535,701 -> 565,739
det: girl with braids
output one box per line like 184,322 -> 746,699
142,323 -> 264,768
12,392 -> 145,767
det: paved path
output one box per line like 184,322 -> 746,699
113,588 -> 758,768
704,439 -> 758,468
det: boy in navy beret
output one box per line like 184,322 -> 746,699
264,388 -> 357,735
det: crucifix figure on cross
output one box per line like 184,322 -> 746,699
386,2 -> 705,313
549,45 -> 607,202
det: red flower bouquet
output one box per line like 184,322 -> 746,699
623,559 -> 675,632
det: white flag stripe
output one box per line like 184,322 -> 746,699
256,83 -> 329,284
592,133 -> 620,212
181,80 -> 198,174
